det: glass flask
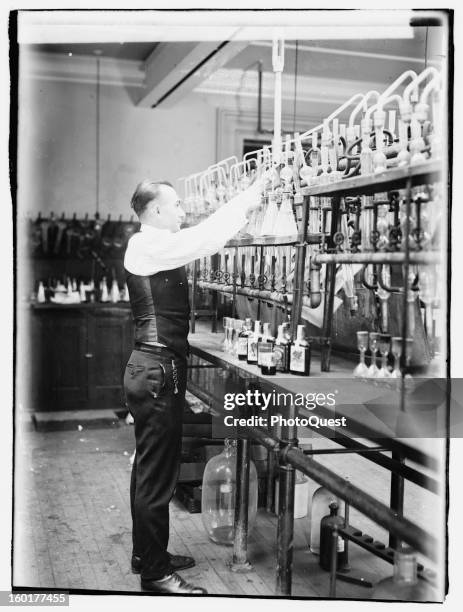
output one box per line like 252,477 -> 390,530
371,548 -> 438,602
201,439 -> 258,546
309,486 -> 344,554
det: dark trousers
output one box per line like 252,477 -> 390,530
124,346 -> 187,580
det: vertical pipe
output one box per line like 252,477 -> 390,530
389,452 -> 405,549
266,448 -> 276,513
232,435 -> 252,570
272,38 -> 284,164
257,245 -> 265,321
211,253 -> 218,333
389,177 -> 412,548
190,259 -> 199,333
266,401 -> 276,514
321,196 -> 341,371
290,195 -> 310,339
343,501 -> 350,566
276,403 -> 297,595
276,463 -> 295,595
329,525 -> 338,598
232,248 -> 238,319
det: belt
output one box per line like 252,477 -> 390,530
134,342 -> 186,362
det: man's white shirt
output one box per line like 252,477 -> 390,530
124,183 -> 261,276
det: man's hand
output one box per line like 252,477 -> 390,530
243,167 -> 280,219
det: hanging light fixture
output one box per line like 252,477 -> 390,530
94,49 -> 102,215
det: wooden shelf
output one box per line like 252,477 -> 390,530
300,160 -> 443,199
187,321 -> 442,469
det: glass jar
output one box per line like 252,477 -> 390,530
371,548 -> 438,601
201,439 -> 258,545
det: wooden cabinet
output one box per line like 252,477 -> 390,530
27,304 -> 133,412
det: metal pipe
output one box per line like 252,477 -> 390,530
276,401 -> 297,596
403,67 -> 440,107
329,525 -> 338,597
272,38 -> 285,164
348,90 -> 381,129
389,451 -> 405,550
232,436 -> 252,570
248,426 -> 437,561
313,252 -> 439,265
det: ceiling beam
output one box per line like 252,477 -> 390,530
137,41 -> 248,108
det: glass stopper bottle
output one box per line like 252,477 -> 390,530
319,502 -> 348,571
274,324 -> 290,373
237,318 -> 252,361
290,324 -> 311,376
247,320 -> 261,365
310,486 -> 343,554
257,322 -> 275,367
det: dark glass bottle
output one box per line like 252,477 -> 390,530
319,502 -> 348,571
274,324 -> 290,373
259,324 -> 277,375
257,322 -> 275,368
237,318 -> 252,361
289,324 -> 311,375
247,320 -> 261,365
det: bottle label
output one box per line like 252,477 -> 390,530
257,343 -> 272,366
274,345 -> 286,371
248,337 -> 258,361
237,337 -> 248,356
290,345 -> 306,372
337,536 -> 344,553
260,351 -> 276,367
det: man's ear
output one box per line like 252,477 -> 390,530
156,207 -> 160,215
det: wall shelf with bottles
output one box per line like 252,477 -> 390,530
300,159 -> 442,199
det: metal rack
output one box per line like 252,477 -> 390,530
187,158 -> 446,596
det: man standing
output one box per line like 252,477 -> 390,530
123,176 -> 265,594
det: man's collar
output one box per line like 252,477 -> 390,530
140,223 -> 170,234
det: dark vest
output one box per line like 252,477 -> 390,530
126,266 -> 190,358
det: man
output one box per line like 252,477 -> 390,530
123,175 -> 266,594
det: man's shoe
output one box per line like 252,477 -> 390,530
169,553 -> 196,572
132,553 -> 195,574
131,555 -> 142,574
141,572 -> 207,594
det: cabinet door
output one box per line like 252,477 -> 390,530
87,307 -> 133,409
46,310 -> 89,410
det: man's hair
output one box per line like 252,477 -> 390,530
130,180 -> 173,217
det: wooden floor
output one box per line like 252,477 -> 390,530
13,420 -> 443,598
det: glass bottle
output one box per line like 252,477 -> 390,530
294,471 -> 310,519
237,318 -> 252,361
201,439 -> 258,546
257,322 -> 275,366
309,486 -> 343,554
37,281 -> 46,303
274,324 -> 290,373
247,320 -> 261,365
319,502 -> 348,571
371,548 -> 438,601
290,324 -> 311,376
99,277 -> 108,302
110,279 -> 120,303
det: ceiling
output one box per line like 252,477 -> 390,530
24,28 -> 430,70
25,42 -> 158,62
